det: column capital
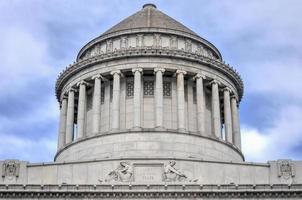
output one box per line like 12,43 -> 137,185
231,94 -> 239,102
176,69 -> 187,75
76,80 -> 89,87
91,74 -> 104,80
110,70 -> 121,76
193,73 -> 206,80
68,87 -> 77,93
132,67 -> 143,74
210,79 -> 220,86
154,67 -> 165,73
223,87 -> 232,93
60,93 -> 68,101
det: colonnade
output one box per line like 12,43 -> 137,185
57,68 -> 241,150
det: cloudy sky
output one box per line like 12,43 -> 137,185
0,0 -> 301,163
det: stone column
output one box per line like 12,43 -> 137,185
211,80 -> 221,138
176,70 -> 187,131
110,70 -> 121,130
57,96 -> 67,149
132,68 -> 143,129
231,95 -> 241,149
92,74 -> 102,135
224,87 -> 233,143
76,81 -> 87,139
194,73 -> 206,136
154,67 -> 165,128
65,88 -> 75,143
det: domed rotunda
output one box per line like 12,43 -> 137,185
55,3 -> 244,163
1,4 -> 301,199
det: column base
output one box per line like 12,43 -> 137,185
177,128 -> 187,133
154,126 -> 166,131
131,127 -> 142,131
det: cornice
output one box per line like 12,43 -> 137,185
0,184 -> 301,199
55,47 -> 244,102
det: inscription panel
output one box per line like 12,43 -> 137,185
134,163 -> 163,183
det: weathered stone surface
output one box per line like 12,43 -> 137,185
1,3 -> 301,199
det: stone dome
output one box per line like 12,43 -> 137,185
103,3 -> 197,37
76,4 -> 222,61
55,4 -> 244,163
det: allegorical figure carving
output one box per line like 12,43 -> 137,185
2,160 -> 20,179
105,161 -> 133,182
278,159 -> 295,184
163,161 -> 188,182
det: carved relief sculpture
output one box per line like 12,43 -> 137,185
185,39 -> 192,52
153,34 -> 162,47
120,36 -> 128,49
169,36 -> 178,49
136,34 -> 144,47
106,39 -> 113,52
163,161 -> 188,182
2,160 -> 20,179
278,159 -> 295,184
105,162 -> 133,182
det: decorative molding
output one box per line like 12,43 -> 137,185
0,184 -> 301,198
55,47 -> 244,103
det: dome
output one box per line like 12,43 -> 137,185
76,4 -> 222,61
55,4 -> 244,163
102,3 -> 198,36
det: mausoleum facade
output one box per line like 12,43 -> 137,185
1,4 -> 301,199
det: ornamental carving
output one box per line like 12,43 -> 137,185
170,36 -> 178,49
278,159 -> 295,183
163,161 -> 188,182
105,162 -> 133,182
185,39 -> 192,52
120,36 -> 128,49
136,34 -> 144,47
153,34 -> 162,47
2,160 -> 20,179
106,39 -> 113,52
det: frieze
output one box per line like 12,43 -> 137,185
80,33 -> 219,60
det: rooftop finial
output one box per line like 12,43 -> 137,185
143,3 -> 157,9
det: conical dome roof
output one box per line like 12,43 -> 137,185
77,3 -> 222,61
102,3 -> 197,36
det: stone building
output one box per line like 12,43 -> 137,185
1,3 -> 301,199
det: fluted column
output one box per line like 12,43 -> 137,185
57,96 -> 67,149
111,70 -> 121,130
132,68 -> 143,129
66,88 -> 75,143
92,74 -> 102,135
231,95 -> 241,149
76,81 -> 88,139
176,70 -> 187,131
154,67 -> 165,128
194,73 -> 206,136
211,80 -> 221,138
224,87 -> 233,143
